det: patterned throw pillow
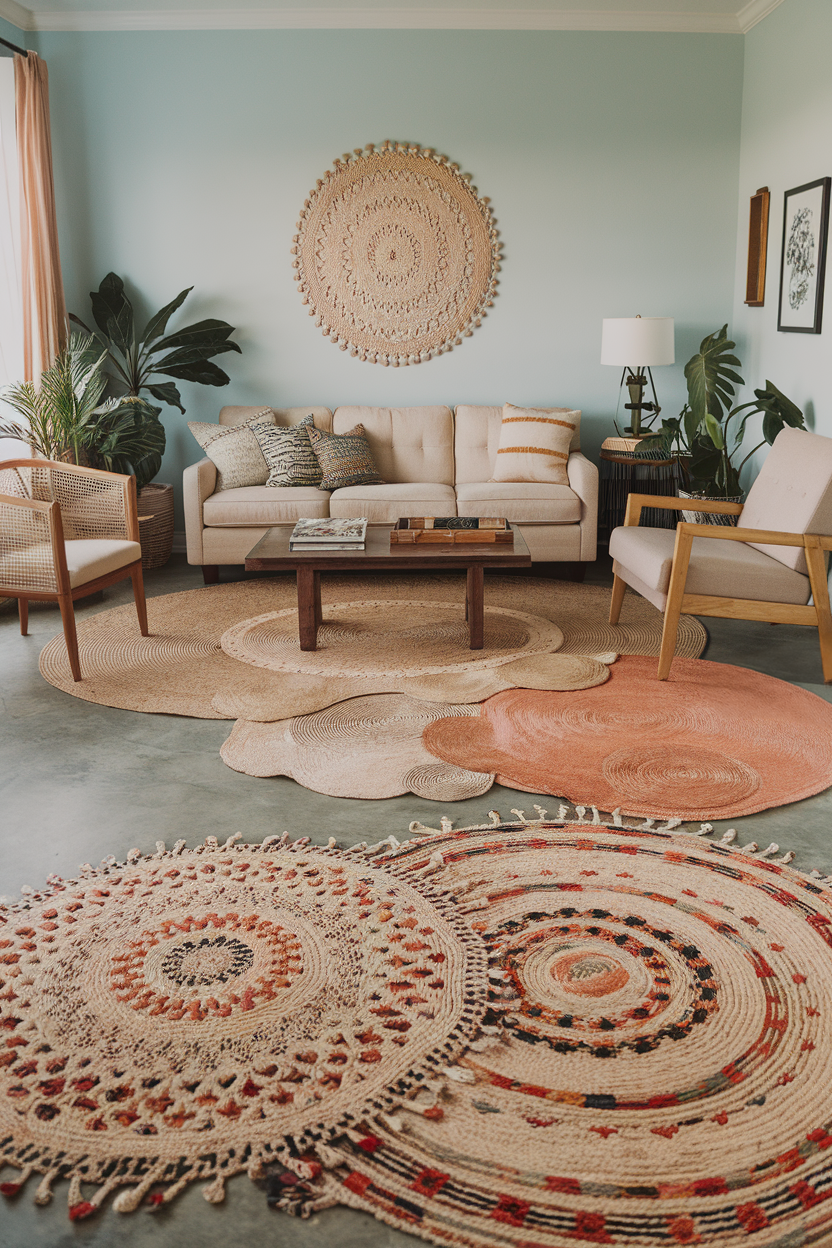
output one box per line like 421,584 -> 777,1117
252,414 -> 324,488
307,423 -> 385,490
491,403 -> 579,485
188,409 -> 274,491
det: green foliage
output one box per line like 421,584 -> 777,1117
0,333 -> 166,490
71,272 -> 241,414
639,327 -> 805,498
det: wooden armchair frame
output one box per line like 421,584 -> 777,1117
0,459 -> 149,682
609,493 -> 832,683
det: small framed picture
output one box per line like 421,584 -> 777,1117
777,176 -> 830,333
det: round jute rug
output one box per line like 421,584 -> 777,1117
221,693 -> 496,800
0,834 -> 487,1219
284,817 -> 832,1248
37,575 -> 707,718
220,600 -> 565,678
423,653 -> 832,819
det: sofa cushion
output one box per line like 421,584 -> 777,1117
307,423 -> 385,490
329,483 -> 457,523
454,405 -> 582,484
455,481 -> 581,524
609,524 -> 811,610
188,409 -> 274,491
253,414 -> 323,487
333,406 -> 455,485
492,403 -> 579,486
203,485 -> 331,527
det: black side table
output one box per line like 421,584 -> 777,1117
599,437 -> 682,541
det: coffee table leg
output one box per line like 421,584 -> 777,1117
314,570 -> 322,627
297,567 -> 319,651
467,565 -> 484,649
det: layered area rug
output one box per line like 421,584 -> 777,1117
38,574 -> 707,717
5,815 -> 832,1248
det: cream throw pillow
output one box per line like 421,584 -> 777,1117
188,409 -> 275,491
492,403 -> 579,485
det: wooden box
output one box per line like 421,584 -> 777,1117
390,517 -> 513,544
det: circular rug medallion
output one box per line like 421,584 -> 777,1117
422,653 -> 832,819
303,819 -> 832,1247
293,141 -> 500,365
220,600 -> 564,678
0,837 -> 487,1217
37,576 -> 707,717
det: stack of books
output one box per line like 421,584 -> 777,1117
289,517 -> 368,551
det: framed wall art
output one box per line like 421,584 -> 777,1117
745,186 -> 770,306
777,176 -> 830,334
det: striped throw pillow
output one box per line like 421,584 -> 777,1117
252,414 -> 324,487
491,403 -> 579,485
307,423 -> 384,490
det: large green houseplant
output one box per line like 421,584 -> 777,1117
639,325 -> 805,500
70,273 -> 242,566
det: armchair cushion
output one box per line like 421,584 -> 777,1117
739,428 -> 832,575
609,525 -> 811,611
63,539 -> 142,588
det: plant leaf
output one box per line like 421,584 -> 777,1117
704,412 -> 724,448
149,319 -> 241,356
152,359 -> 232,387
90,273 -> 133,352
144,381 -> 184,413
684,325 -> 744,424
141,287 -> 193,346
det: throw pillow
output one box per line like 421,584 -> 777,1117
252,414 -> 324,488
188,409 -> 274,491
491,403 -> 579,485
307,423 -> 385,490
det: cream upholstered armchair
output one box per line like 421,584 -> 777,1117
608,428 -> 832,682
0,459 -> 148,681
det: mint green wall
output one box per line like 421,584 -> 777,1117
732,0 -> 832,470
32,29 -> 744,524
0,16 -> 26,50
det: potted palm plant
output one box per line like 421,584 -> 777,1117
639,325 -> 805,524
70,273 -> 241,567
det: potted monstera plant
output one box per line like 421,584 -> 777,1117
71,273 -> 241,567
639,325 -> 805,525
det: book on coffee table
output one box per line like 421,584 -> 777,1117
290,517 -> 367,550
390,516 -> 512,544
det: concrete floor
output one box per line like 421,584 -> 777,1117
1,554 -> 831,1248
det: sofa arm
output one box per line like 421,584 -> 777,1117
567,451 -> 598,561
183,457 -> 218,565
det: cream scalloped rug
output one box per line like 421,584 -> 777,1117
38,574 -> 707,718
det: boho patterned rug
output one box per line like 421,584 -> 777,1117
4,814 -> 832,1248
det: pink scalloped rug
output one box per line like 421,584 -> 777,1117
423,654 -> 832,819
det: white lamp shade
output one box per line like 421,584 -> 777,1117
601,317 -> 675,367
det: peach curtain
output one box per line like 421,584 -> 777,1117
14,51 -> 67,381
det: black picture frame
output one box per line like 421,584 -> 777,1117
777,176 -> 830,334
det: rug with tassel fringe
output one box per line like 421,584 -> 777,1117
3,814 -> 832,1247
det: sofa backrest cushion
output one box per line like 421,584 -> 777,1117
332,406 -> 454,485
454,405 -> 581,484
218,405 -> 333,432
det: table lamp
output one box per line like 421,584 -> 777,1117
601,316 -> 675,437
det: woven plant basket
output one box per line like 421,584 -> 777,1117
678,489 -> 743,527
137,483 -> 174,569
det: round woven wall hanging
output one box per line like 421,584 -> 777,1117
291,140 -> 501,365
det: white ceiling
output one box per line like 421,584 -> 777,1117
0,0 -> 786,34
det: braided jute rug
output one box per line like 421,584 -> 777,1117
37,574 -> 707,718
5,814 -> 832,1248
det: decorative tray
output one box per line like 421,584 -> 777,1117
390,517 -> 513,544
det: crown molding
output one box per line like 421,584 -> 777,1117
26,7 -> 745,34
0,0 -> 34,31
736,0 -> 785,32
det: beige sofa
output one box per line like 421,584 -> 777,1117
184,404 -> 598,581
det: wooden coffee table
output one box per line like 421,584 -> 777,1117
245,524 -> 531,651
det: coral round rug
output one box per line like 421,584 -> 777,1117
37,575 -> 707,717
423,654 -> 832,819
0,834 -> 486,1218
220,600 -> 564,678
296,818 -> 832,1248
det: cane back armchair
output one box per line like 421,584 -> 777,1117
0,459 -> 148,681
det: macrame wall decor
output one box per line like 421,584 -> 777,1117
291,141 -> 501,365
